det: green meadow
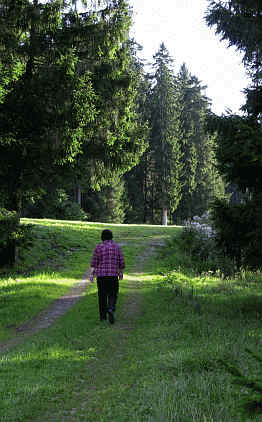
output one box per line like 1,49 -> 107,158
0,219 -> 261,421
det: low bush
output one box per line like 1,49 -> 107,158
176,213 -> 235,276
211,196 -> 262,269
0,208 -> 18,266
0,209 -> 34,267
24,189 -> 88,221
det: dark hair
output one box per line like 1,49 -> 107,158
101,229 -> 113,241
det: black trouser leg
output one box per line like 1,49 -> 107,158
112,279 -> 119,311
97,276 -> 119,318
97,278 -> 107,320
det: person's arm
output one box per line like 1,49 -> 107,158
118,247 -> 125,279
89,266 -> 96,283
90,247 -> 98,283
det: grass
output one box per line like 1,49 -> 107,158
0,219 -> 171,338
0,219 -> 262,421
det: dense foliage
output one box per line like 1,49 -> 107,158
0,0 -> 226,230
211,195 -> 262,269
0,0 -> 147,213
0,208 -> 33,266
206,0 -> 262,270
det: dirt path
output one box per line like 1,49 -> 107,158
36,238 -> 166,422
0,239 -> 165,353
116,239 -> 165,330
0,273 -> 90,352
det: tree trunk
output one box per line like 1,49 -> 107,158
76,186 -> 81,206
162,208 -> 168,226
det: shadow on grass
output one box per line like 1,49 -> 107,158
159,276 -> 262,323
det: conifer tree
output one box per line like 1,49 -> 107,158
206,1 -> 262,269
206,1 -> 262,195
173,64 -> 198,221
0,0 -> 147,213
148,43 -> 182,225
82,175 -> 127,223
0,0 -> 26,103
173,63 -> 224,222
124,65 -> 152,224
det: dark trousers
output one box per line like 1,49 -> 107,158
97,276 -> 119,320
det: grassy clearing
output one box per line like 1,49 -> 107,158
0,220 -> 262,421
0,219 -> 98,339
0,219 -> 176,338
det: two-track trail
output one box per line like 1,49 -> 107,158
0,274 -> 90,353
0,231 -> 168,422
44,237 -> 165,422
0,238 -> 164,354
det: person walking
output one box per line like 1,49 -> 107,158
89,229 -> 125,324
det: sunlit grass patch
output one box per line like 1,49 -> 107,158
0,277 -> 74,338
0,220 -> 179,340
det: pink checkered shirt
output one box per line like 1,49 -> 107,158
91,240 -> 125,277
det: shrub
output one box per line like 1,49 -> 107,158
177,213 -> 235,275
0,208 -> 19,266
0,209 -> 34,267
0,208 -> 19,246
54,194 -> 88,221
211,195 -> 262,269
24,189 -> 88,221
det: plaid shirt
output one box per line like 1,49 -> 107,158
91,240 -> 125,277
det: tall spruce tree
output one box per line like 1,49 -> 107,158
173,64 -> 198,222
173,63 -> 224,222
125,54 -> 223,224
82,174 -> 127,223
206,1 -> 262,195
0,0 -> 147,213
0,0 -> 26,104
148,43 -> 182,225
69,37 -> 148,209
124,62 -> 152,224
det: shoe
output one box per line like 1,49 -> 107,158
108,309 -> 115,324
100,315 -> 107,321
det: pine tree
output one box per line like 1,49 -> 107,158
173,64 -> 198,222
0,0 -> 26,103
206,0 -> 262,77
0,0 -> 96,210
0,0 -> 147,213
171,64 -> 224,222
205,0 -> 262,194
206,1 -> 262,269
124,63 -> 152,224
148,43 -> 182,225
82,175 -> 127,223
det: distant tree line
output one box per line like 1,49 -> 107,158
124,44 -> 224,225
0,0 -> 225,226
